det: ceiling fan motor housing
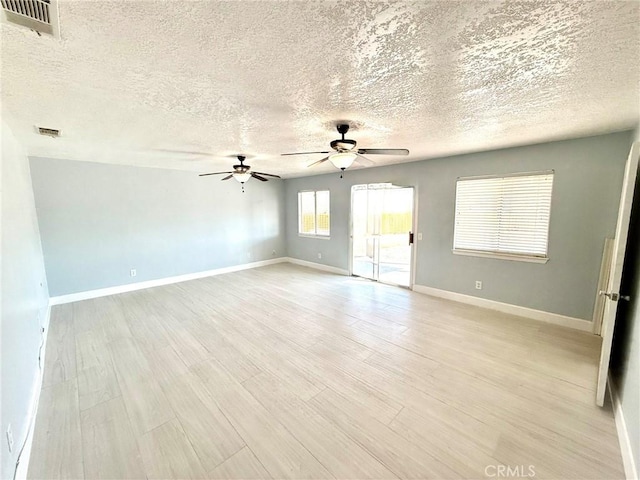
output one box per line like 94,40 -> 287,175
234,155 -> 250,172
330,138 -> 356,152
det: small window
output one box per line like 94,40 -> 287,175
298,190 -> 330,237
453,171 -> 553,262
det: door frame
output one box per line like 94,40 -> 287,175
348,183 -> 418,289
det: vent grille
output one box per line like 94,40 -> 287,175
1,0 -> 58,37
37,127 -> 60,137
2,0 -> 50,24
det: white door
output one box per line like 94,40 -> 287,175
596,141 -> 639,406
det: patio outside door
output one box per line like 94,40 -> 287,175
351,184 -> 415,287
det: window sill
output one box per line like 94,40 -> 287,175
452,249 -> 549,264
298,234 -> 331,240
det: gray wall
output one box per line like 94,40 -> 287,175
611,124 -> 640,472
1,121 -> 49,480
29,158 -> 286,296
285,131 -> 632,320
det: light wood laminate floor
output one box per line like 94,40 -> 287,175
28,264 -> 625,480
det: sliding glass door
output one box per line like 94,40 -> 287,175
351,184 -> 414,287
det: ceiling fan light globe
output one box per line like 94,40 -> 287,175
329,152 -> 356,170
233,172 -> 252,183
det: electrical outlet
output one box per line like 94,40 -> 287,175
417,232 -> 423,241
475,280 -> 482,290
6,424 -> 13,453
130,269 -> 136,277
318,253 -> 322,259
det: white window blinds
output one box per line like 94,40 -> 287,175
454,171 -> 554,258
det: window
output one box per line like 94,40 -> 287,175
453,171 -> 553,262
298,190 -> 330,237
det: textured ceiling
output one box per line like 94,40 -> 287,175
1,1 -> 639,178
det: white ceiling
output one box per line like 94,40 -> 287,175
2,1 -> 639,178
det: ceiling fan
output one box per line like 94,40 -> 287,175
199,155 -> 280,192
282,124 -> 409,177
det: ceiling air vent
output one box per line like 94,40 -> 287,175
1,0 -> 60,38
37,127 -> 60,138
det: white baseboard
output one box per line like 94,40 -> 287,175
609,376 -> 639,480
284,257 -> 349,276
49,258 -> 288,305
47,262 -> 589,332
412,284 -> 592,332
14,303 -> 51,480
48,257 -> 350,306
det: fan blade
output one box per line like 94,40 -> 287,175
253,171 -> 281,178
357,148 -> 409,156
282,151 -> 330,156
198,171 -> 233,177
157,149 -> 216,156
308,156 -> 330,168
251,173 -> 269,182
221,174 -> 234,181
354,154 -> 375,166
